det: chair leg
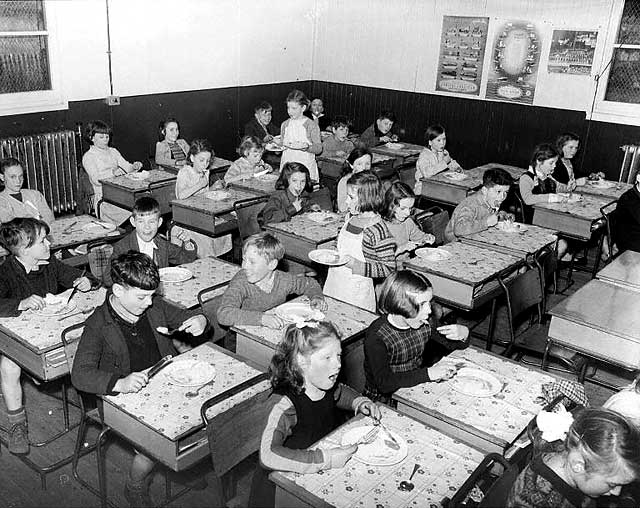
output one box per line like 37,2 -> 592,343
485,300 -> 497,351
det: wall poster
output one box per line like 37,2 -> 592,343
547,29 -> 598,75
486,21 -> 541,105
435,16 -> 489,96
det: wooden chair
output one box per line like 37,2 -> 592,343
308,186 -> 333,211
413,206 -> 449,246
597,200 -> 618,269
200,373 -> 275,507
233,196 -> 268,263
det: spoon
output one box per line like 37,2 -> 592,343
156,326 -> 180,336
185,378 -> 216,398
398,463 -> 421,492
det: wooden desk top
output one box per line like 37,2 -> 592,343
460,223 -> 557,258
233,295 -> 378,348
370,142 -> 425,159
229,174 -> 278,195
576,180 -> 631,200
101,169 -> 176,191
394,347 -> 556,447
102,343 -> 269,442
270,405 -> 484,508
317,153 -> 395,165
159,257 -> 241,309
170,188 -> 261,215
50,215 -> 122,250
533,194 -> 613,221
470,163 -> 527,181
264,213 -> 344,244
210,157 -> 233,171
0,288 -> 106,353
405,242 -> 521,286
597,250 -> 640,291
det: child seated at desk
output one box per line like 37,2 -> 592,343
359,110 -> 398,148
414,124 -> 462,195
0,157 -> 55,225
363,270 -> 469,403
305,98 -> 331,132
336,147 -> 373,213
154,117 -> 190,168
259,162 -> 320,225
223,135 -> 273,184
507,408 -> 640,508
444,167 -> 513,243
105,196 -> 196,286
250,321 -> 379,508
217,232 -> 326,330
0,217 -> 92,455
71,252 -> 208,507
321,116 -> 355,159
244,101 -> 280,143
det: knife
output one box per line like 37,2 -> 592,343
147,355 -> 173,379
374,418 -> 400,448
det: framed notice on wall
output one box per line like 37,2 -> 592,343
548,30 -> 598,75
435,16 -> 489,96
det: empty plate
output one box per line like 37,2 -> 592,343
496,221 -> 528,233
308,249 -> 347,266
205,190 -> 232,200
415,248 -> 452,262
34,294 -> 77,317
589,180 -> 614,189
275,302 -> 325,324
159,267 -> 193,283
306,212 -> 339,224
443,171 -> 467,181
82,221 -> 117,233
164,360 -> 216,387
450,367 -> 502,397
127,171 -> 150,180
341,425 -> 408,466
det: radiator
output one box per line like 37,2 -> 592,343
0,129 -> 80,215
620,144 -> 640,184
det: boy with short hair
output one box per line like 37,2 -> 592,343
105,196 -> 196,286
444,168 -> 514,242
244,101 -> 280,143
71,251 -> 208,506
359,111 -> 399,148
0,217 -> 92,454
217,233 -> 326,329
322,116 -> 355,159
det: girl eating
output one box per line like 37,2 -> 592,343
323,171 -> 396,312
415,124 -> 462,195
364,270 -> 469,403
155,117 -> 190,168
279,89 -> 322,182
251,321 -> 379,508
553,132 -> 586,188
336,147 -> 372,213
224,135 -> 272,184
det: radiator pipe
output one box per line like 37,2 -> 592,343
105,0 -> 114,96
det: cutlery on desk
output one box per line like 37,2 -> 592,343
156,326 -> 180,336
185,378 -> 217,398
355,426 -> 379,446
62,221 -> 78,234
398,463 -> 421,492
372,418 -> 400,448
147,355 -> 173,380
57,307 -> 95,321
66,269 -> 86,305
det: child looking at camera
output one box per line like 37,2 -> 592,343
224,135 -> 273,184
359,110 -> 398,148
321,117 -> 354,159
155,117 -> 190,168
415,124 -> 462,195
0,157 -> 55,225
336,147 -> 373,213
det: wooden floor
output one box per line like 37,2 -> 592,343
0,259 -> 631,508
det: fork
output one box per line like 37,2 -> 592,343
355,427 -> 379,446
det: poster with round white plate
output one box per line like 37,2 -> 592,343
164,360 -> 216,387
342,425 -> 408,466
450,367 -> 502,397
159,267 -> 193,283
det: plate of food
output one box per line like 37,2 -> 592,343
205,190 -> 232,201
450,367 -> 502,397
164,360 -> 216,387
275,302 -> 325,324
496,221 -> 528,233
82,221 -> 117,233
34,292 -> 77,317
127,171 -> 150,181
308,249 -> 347,266
265,141 -> 284,152
306,211 -> 340,224
558,193 -> 583,203
341,425 -> 408,466
415,247 -> 452,262
256,172 -> 279,181
588,179 -> 615,189
443,171 -> 467,181
385,142 -> 404,150
159,267 -> 193,283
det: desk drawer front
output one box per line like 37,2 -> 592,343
421,183 -> 468,206
533,209 -> 592,240
271,231 -> 315,262
103,185 -> 136,210
172,206 -> 215,235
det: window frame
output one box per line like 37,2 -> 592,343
0,0 -> 67,117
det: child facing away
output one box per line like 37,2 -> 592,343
174,138 -> 230,257
363,270 -> 469,403
336,147 -> 372,213
279,89 -> 322,182
0,157 -> 55,225
105,196 -> 197,286
217,232 -> 327,330
383,182 -> 435,268
323,171 -> 397,312
0,217 -> 92,454
507,408 -> 640,508
259,162 -> 320,225
82,120 -> 143,225
444,167 -> 513,243
414,124 -> 462,195
154,117 -> 190,168
223,135 -> 273,184
359,110 -> 398,148
71,252 -> 208,507
321,116 -> 355,159
244,101 -> 280,143
249,321 -> 380,508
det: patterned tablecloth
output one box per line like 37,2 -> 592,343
576,180 -> 631,200
100,169 -> 176,191
470,163 -> 527,181
0,288 -> 106,352
318,153 -> 395,166
233,295 -> 377,347
265,213 -> 345,244
274,405 -> 484,508
171,187 -> 261,215
229,174 -> 279,195
159,257 -> 241,309
425,168 -> 483,191
533,194 -> 613,220
395,348 -> 556,445
460,224 -> 558,258
371,142 -> 425,159
49,215 -> 121,250
405,242 -> 521,285
103,344 -> 269,441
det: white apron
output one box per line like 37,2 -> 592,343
280,118 -> 319,181
323,217 -> 376,312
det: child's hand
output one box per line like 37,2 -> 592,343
398,241 -> 418,254
423,234 -> 436,245
115,372 -> 148,393
567,180 -> 577,192
212,180 -> 225,190
18,295 -> 46,311
443,153 -> 453,165
343,255 -> 356,270
436,324 -> 469,342
292,198 -> 303,212
497,211 -> 515,222
132,161 -> 143,171
325,445 -> 357,469
380,135 -> 392,143
262,313 -> 286,329
576,177 -> 587,186
486,214 -> 499,227
179,315 -> 207,336
264,134 -> 274,143
309,204 -> 322,212
73,276 -> 92,292
389,134 -> 399,142
428,364 -> 457,382
356,400 -> 381,421
309,296 -> 328,311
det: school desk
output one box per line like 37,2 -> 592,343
228,173 -> 279,195
232,295 -> 377,392
49,214 -> 123,252
575,180 -> 632,200
100,169 -> 177,214
270,405 -> 485,508
370,142 -> 425,168
393,346 -> 558,455
596,250 -> 640,292
459,223 -> 558,261
157,157 -> 233,178
317,152 -> 396,180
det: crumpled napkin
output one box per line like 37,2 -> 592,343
536,405 -> 574,442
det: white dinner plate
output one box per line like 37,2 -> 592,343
558,193 -> 583,203
205,190 -> 232,201
275,302 -> 325,324
256,173 -> 279,181
443,171 -> 467,181
341,425 -> 408,466
164,360 -> 216,387
34,299 -> 77,317
265,142 -> 284,152
450,367 -> 503,397
127,171 -> 150,181
385,142 -> 404,150
415,247 -> 452,262
495,221 -> 528,233
306,212 -> 340,224
308,249 -> 347,266
159,267 -> 193,283
588,179 -> 615,189
82,221 -> 117,233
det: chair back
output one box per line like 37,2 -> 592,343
501,268 -> 543,323
87,240 -> 114,285
308,186 -> 333,211
197,285 -> 228,344
234,196 -> 268,241
413,206 -> 449,246
61,322 -> 85,371
76,165 -> 95,216
396,165 -> 416,190
601,200 -> 618,256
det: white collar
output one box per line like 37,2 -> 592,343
136,234 -> 157,249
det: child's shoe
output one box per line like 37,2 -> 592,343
123,477 -> 152,508
7,408 -> 29,455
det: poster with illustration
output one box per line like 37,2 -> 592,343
436,16 -> 489,96
486,21 -> 540,105
548,30 -> 598,75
